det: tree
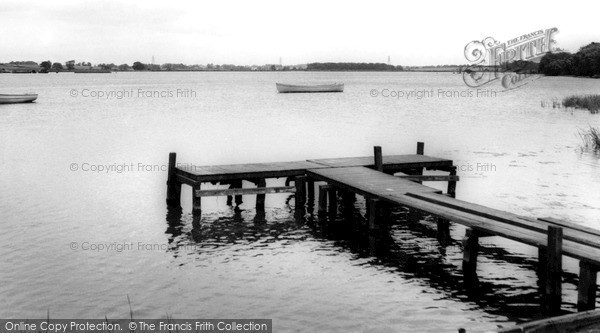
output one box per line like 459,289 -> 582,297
40,61 -> 52,70
118,64 -> 130,71
132,61 -> 146,71
65,60 -> 75,70
51,63 -> 63,70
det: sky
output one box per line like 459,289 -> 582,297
1,0 -> 598,66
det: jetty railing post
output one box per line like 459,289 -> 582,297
374,146 -> 383,172
166,152 -> 182,207
256,179 -> 266,211
295,176 -> 306,210
416,142 -> 425,155
577,261 -> 598,311
545,225 -> 563,314
462,228 -> 479,279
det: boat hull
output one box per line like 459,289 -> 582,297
276,83 -> 344,93
0,94 -> 38,104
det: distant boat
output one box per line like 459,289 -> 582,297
276,83 -> 344,93
0,93 -> 38,104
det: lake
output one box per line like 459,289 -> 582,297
1,71 -> 599,332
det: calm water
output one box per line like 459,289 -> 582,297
1,71 -> 600,332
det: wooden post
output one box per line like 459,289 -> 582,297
416,142 -> 424,155
318,185 -> 328,214
307,179 -> 315,205
437,217 -> 451,245
166,152 -> 182,207
462,228 -> 479,278
538,246 -> 548,294
447,166 -> 457,198
328,187 -> 337,215
192,183 -> 201,213
367,198 -> 380,230
544,226 -> 563,314
232,179 -> 243,206
577,261 -> 598,311
295,176 -> 306,209
374,146 -> 383,172
256,179 -> 266,211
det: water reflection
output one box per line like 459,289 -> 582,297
164,196 -> 577,323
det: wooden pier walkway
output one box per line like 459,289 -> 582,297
166,143 -> 600,315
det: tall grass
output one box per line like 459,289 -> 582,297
563,94 -> 600,113
579,126 -> 600,151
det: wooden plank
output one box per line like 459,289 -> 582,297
175,173 -> 200,186
540,217 -> 600,238
396,175 -> 460,182
308,154 -> 453,168
406,192 -> 600,250
307,167 -> 442,201
498,309 -> 600,333
196,186 -> 295,197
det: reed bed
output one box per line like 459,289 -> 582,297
563,94 -> 600,113
579,126 -> 600,152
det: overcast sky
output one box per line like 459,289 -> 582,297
1,0 -> 597,66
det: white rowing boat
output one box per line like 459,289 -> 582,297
276,83 -> 344,93
0,94 -> 38,104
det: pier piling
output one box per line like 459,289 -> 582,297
577,261 -> 598,311
374,146 -> 383,172
544,226 -> 563,314
166,152 -> 182,207
256,179 -> 266,211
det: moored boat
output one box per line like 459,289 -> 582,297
276,83 -> 344,93
0,94 -> 38,104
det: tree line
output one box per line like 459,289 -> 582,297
306,62 -> 403,71
538,42 -> 600,77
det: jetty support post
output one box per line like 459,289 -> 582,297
447,166 -> 457,198
577,261 -> 598,311
544,226 -> 563,314
307,179 -> 315,206
328,186 -> 337,216
374,146 -> 383,172
192,183 -> 201,214
317,185 -> 330,215
367,198 -> 381,230
166,152 -> 182,207
295,176 -> 307,212
437,217 -> 451,245
462,228 -> 479,280
256,179 -> 266,211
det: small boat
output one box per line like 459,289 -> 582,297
0,93 -> 38,104
276,83 -> 344,93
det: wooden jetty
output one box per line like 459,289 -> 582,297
166,143 -> 600,315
